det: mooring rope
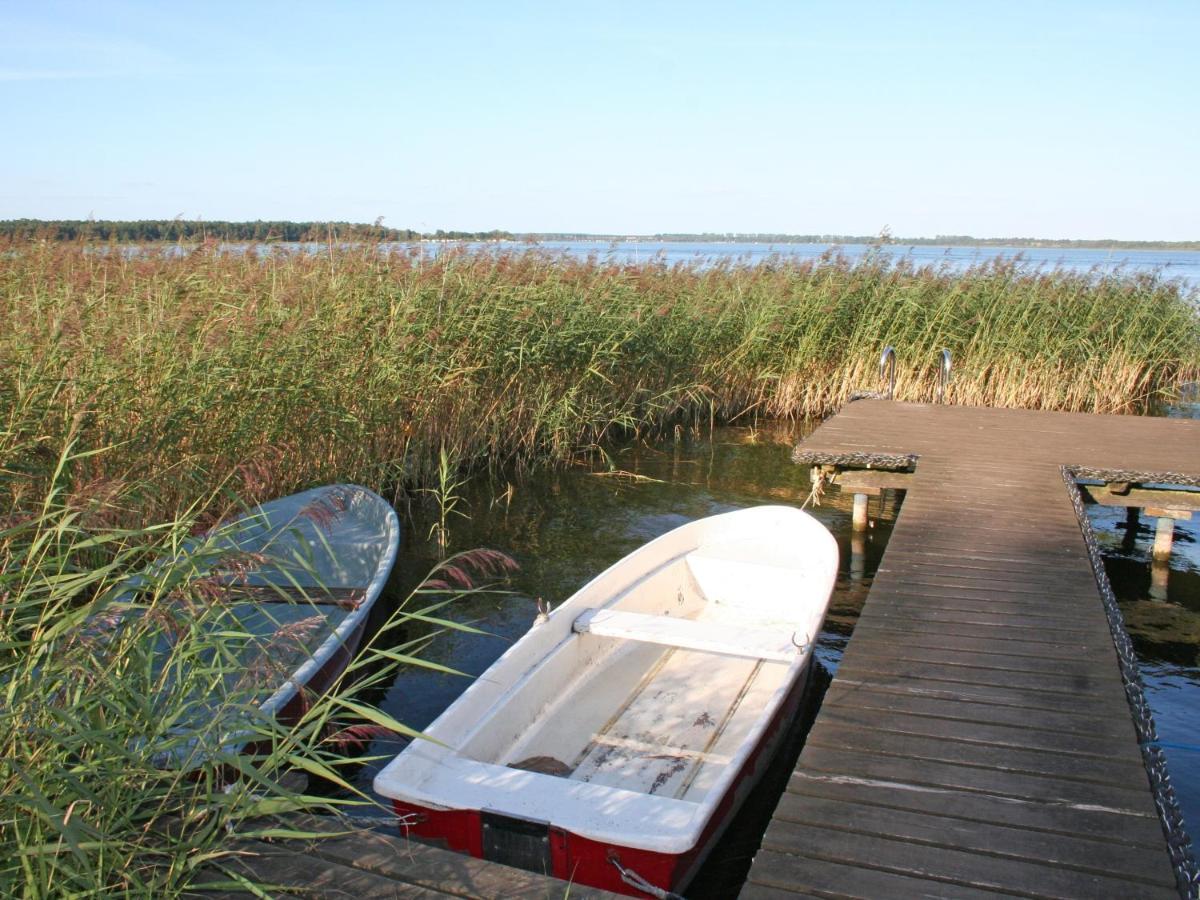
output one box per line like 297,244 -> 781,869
609,856 -> 686,900
1063,466 -> 1199,898
802,466 -> 827,509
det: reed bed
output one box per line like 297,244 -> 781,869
0,446 -> 509,897
2,241 -> 1196,521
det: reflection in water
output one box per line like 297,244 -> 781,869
1089,498 -> 1200,835
356,423 -> 901,894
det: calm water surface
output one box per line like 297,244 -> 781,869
134,240 -> 1200,293
478,240 -> 1200,293
357,412 -> 1200,887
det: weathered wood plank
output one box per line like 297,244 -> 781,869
838,639 -> 1119,679
757,820 -> 1176,898
834,655 -> 1123,698
202,838 -> 448,898
743,850 -> 1005,899
795,744 -> 1160,813
785,770 -> 1165,846
200,815 -> 622,899
827,671 -> 1128,716
822,681 -> 1138,739
804,722 -> 1146,786
770,793 -> 1174,884
814,702 -> 1139,758
845,620 -> 1115,660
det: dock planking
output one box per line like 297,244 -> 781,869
743,400 -> 1200,899
195,813 -> 621,899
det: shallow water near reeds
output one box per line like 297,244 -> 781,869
132,240 -> 1200,291
357,415 -> 1200,890
513,241 -> 1200,293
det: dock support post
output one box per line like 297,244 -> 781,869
1152,517 -> 1174,561
850,532 -> 866,582
852,493 -> 869,532
1121,506 -> 1140,554
1147,507 -> 1191,562
1150,558 -> 1170,602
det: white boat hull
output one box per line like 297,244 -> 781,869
374,505 -> 836,895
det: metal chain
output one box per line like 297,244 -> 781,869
1062,467 -> 1199,898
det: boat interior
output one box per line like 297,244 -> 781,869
454,541 -> 824,804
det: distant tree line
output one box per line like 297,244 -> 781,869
0,219 -> 516,243
1,221 -> 1194,250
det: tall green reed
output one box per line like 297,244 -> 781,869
1,241 -> 1197,522
0,442 -> 512,897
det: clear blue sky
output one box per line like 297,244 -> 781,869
2,1 -> 1196,239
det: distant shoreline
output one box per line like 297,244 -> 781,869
1,220 -> 1197,251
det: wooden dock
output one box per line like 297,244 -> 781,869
199,813 -> 620,898
743,400 -> 1200,898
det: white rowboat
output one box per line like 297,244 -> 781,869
374,505 -> 836,896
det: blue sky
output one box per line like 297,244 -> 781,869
1,1 -> 1196,239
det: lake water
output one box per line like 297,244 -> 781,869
461,240 -> 1200,294
129,239 -> 1200,294
355,408 -> 1200,892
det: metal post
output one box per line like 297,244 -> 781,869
879,346 -> 896,400
937,349 -> 952,403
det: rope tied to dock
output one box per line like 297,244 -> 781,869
609,856 -> 686,900
803,467 -> 827,509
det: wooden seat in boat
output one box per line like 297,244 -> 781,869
572,608 -> 800,662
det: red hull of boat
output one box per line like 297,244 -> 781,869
390,665 -> 810,897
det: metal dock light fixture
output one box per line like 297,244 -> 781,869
880,346 -> 896,400
937,349 -> 952,403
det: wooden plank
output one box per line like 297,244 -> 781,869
822,681 -> 1137,739
834,654 -> 1121,698
832,469 -> 916,491
828,671 -> 1128,716
838,638 -> 1118,680
859,606 -> 1111,637
845,620 -> 1115,660
815,703 -> 1141,759
742,850 -> 1004,899
857,606 -> 1110,638
804,723 -> 1146,786
1081,483 -> 1200,511
871,571 -> 1096,597
785,770 -> 1165,847
282,814 -> 619,898
877,555 -> 1093,577
867,587 -> 1100,614
769,792 -> 1174,884
209,839 -> 447,898
757,820 -> 1176,898
201,815 -> 622,899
